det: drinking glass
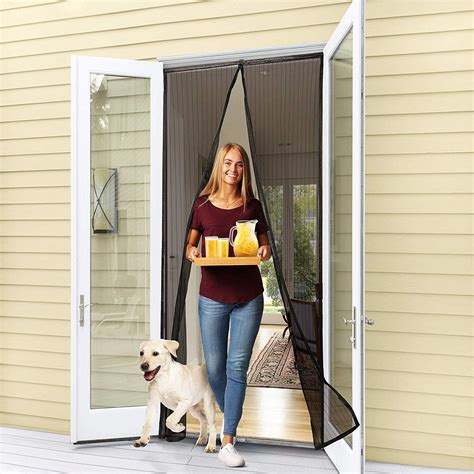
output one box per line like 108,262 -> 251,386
217,238 -> 229,257
205,236 -> 218,257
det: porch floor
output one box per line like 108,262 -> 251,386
0,427 -> 465,473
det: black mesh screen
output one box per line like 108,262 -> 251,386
160,57 -> 359,448
160,64 -> 240,441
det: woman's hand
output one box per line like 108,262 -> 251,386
186,229 -> 201,262
257,244 -> 271,262
187,246 -> 200,262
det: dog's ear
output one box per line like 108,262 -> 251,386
163,339 -> 179,358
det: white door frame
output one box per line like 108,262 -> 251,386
322,0 -> 365,472
70,55 -> 163,442
158,43 -> 325,68
69,0 -> 364,451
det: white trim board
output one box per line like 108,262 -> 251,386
158,42 -> 325,69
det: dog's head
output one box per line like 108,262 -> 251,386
138,339 -> 179,382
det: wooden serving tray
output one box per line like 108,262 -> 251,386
194,256 -> 260,266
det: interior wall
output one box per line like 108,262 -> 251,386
217,73 -> 251,155
185,257 -> 202,364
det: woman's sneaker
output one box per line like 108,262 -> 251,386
218,442 -> 245,467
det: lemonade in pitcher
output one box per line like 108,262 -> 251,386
229,220 -> 259,257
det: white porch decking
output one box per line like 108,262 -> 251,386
0,427 -> 464,473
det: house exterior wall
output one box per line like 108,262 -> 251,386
0,0 -> 472,470
363,1 -> 473,470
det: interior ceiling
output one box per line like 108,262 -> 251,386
243,59 -> 321,157
168,57 -> 321,159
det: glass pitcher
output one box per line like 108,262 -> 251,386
229,220 -> 259,257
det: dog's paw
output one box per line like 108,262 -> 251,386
205,442 -> 217,453
173,422 -> 185,432
196,435 -> 208,446
166,419 -> 185,433
133,437 -> 149,448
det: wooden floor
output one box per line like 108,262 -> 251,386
0,427 -> 465,473
187,324 -> 314,443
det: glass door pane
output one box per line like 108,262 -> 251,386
261,185 -> 284,312
323,1 -> 364,470
330,28 -> 353,444
89,74 -> 151,409
293,183 -> 318,301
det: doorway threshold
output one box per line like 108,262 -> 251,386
186,430 -> 314,449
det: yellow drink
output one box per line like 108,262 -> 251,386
205,236 -> 218,257
233,224 -> 259,257
217,238 -> 229,257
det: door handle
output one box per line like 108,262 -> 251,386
364,317 -> 375,325
342,317 -> 355,325
79,294 -> 93,327
341,309 -> 357,349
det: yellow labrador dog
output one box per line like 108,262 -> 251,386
134,339 -> 217,453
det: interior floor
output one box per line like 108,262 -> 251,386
186,324 -> 314,444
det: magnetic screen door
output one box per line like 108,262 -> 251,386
161,56 -> 359,449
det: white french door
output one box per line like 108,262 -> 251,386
322,0 -> 365,472
71,56 -> 163,442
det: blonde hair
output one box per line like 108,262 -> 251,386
200,143 -> 255,209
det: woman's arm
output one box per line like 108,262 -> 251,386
186,229 -> 201,261
257,232 -> 271,261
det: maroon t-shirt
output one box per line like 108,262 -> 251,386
190,195 -> 268,304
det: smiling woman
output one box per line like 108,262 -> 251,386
222,149 -> 244,188
197,143 -> 255,212
184,142 -> 271,468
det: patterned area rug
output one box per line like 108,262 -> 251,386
247,332 -> 302,389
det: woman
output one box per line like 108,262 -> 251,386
186,143 -> 271,468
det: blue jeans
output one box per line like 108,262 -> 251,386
198,293 -> 264,437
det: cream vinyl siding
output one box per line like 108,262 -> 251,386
363,1 -> 474,471
0,0 -> 472,470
